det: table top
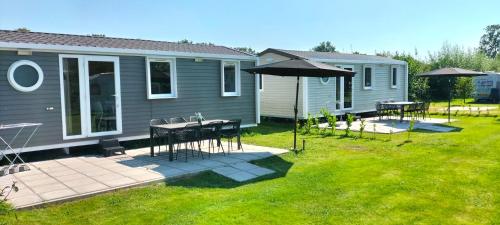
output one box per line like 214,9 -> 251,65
381,101 -> 419,105
150,119 -> 229,130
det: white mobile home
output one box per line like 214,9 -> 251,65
258,49 -> 408,118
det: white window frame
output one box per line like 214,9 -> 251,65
146,57 -> 177,99
363,65 -> 373,90
320,77 -> 330,85
221,60 -> 241,97
7,60 -> 44,92
390,65 -> 398,89
59,54 -> 122,140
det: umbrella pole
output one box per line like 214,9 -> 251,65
293,75 -> 300,153
448,78 -> 451,123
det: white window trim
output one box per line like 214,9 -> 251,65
7,60 -> 44,92
320,77 -> 330,85
146,57 -> 177,99
59,54 -> 123,140
363,65 -> 373,90
221,60 -> 241,97
390,65 -> 398,89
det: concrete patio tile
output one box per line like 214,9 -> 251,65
39,189 -> 77,201
100,177 -> 136,187
224,171 -> 257,182
13,169 -> 44,178
229,162 -> 262,171
22,177 -> 59,187
62,177 -> 101,188
81,169 -> 113,177
125,171 -> 165,181
72,183 -> 108,194
15,172 -> 50,180
48,169 -> 79,177
191,159 -> 227,168
152,166 -> 186,178
31,183 -> 68,194
210,155 -> 244,164
247,167 -> 275,176
6,188 -> 36,200
226,153 -> 261,161
54,173 -> 88,182
8,194 -> 43,207
165,162 -> 208,173
212,166 -> 241,176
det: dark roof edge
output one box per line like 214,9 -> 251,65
258,48 -> 406,65
257,48 -> 305,59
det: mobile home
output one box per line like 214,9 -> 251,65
0,30 -> 258,153
474,72 -> 500,102
258,48 -> 408,119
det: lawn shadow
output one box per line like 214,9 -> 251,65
242,121 -> 293,136
166,155 -> 293,189
396,140 -> 413,147
413,125 -> 463,133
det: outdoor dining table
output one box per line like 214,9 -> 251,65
149,119 -> 229,161
380,101 -> 419,122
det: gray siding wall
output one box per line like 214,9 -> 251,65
307,63 -> 407,115
0,50 -> 256,150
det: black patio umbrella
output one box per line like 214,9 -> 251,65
243,58 -> 355,152
418,68 -> 486,123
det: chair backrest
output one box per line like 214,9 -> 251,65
223,119 -> 241,134
170,117 -> 187,124
207,121 -> 224,131
150,118 -> 168,126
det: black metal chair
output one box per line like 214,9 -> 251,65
170,117 -> 187,124
220,119 -> 243,153
150,119 -> 168,154
173,123 -> 203,162
405,104 -> 418,120
376,102 -> 386,120
422,102 -> 431,120
200,121 -> 225,157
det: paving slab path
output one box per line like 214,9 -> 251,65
0,142 -> 287,209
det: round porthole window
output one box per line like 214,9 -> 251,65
7,60 -> 44,92
320,77 -> 330,84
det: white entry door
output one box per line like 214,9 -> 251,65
60,55 -> 122,140
335,66 -> 354,111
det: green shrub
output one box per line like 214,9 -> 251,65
359,119 -> 366,138
407,119 -> 415,141
328,115 -> 337,135
304,113 -> 313,134
345,114 -> 354,137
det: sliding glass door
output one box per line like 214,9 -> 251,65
60,55 -> 122,139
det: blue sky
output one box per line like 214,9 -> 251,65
1,0 -> 499,57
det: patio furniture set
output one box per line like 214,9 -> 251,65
376,101 -> 430,122
149,115 -> 243,162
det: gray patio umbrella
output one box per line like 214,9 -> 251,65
418,68 -> 486,122
243,58 -> 355,152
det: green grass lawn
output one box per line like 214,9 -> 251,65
1,116 -> 500,224
429,98 -> 500,116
